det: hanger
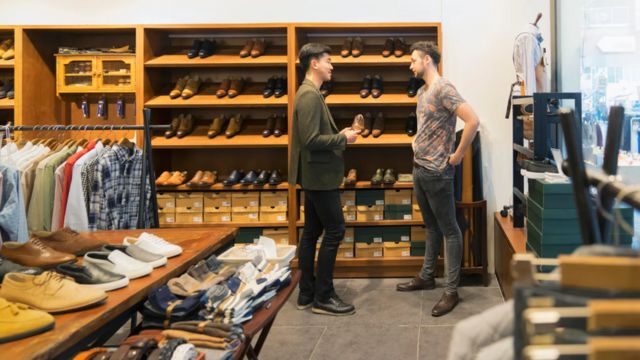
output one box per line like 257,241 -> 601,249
532,13 -> 542,27
118,126 -> 135,151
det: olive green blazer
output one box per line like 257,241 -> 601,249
289,78 -> 346,190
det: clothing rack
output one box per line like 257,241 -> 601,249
0,108 -> 169,229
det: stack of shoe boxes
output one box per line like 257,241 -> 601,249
410,226 -> 426,256
384,190 -> 413,220
412,193 -> 423,221
383,226 -> 411,257
303,228 -> 355,258
262,228 -> 289,245
204,192 -> 232,223
355,227 -> 384,258
356,190 -> 385,221
157,192 -> 177,225
232,192 -> 260,223
300,191 -> 356,222
175,192 -> 204,225
235,228 -> 263,244
260,191 -> 288,222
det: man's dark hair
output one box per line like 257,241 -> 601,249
299,43 -> 331,74
410,41 -> 441,66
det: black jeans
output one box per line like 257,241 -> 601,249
298,189 -> 345,303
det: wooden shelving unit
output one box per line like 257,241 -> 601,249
0,98 -> 14,110
152,132 -> 288,149
348,133 -> 413,147
0,59 -> 14,69
144,95 -> 288,108
298,54 -> 411,67
145,54 -> 288,68
296,219 -> 423,227
157,183 -> 289,192
161,222 -> 288,229
0,27 -> 15,125
324,93 -> 416,106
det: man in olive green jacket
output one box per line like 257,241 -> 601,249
290,43 -> 359,316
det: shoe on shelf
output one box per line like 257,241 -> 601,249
198,39 -> 216,59
169,77 -> 188,99
0,256 -> 43,282
181,76 -> 201,100
383,169 -> 397,184
32,227 -> 106,256
268,170 -> 283,185
274,76 -> 286,98
382,38 -> 394,57
396,276 -> 436,292
187,39 -> 203,59
6,81 -> 13,99
370,168 -> 384,185
0,298 -> 55,344
263,76 -> 277,98
239,39 -> 254,58
164,115 -> 182,139
225,114 -> 244,138
227,78 -> 245,99
2,46 -> 14,61
407,76 -> 424,97
176,114 -> 194,139
102,244 -> 168,269
240,170 -> 259,185
312,292 -> 355,316
216,78 -> 231,98
262,114 -> 277,137
372,112 -> 385,138
198,171 -> 217,187
361,112 -> 373,137
223,170 -> 245,186
155,171 -> 171,185
359,75 -> 372,98
84,251 -> 153,280
351,114 -> 365,132
394,38 -> 406,57
0,39 -> 13,58
351,37 -> 364,57
55,263 -> 129,292
254,170 -> 271,185
406,112 -> 417,136
432,292 -> 459,317
0,271 -> 107,314
0,238 -> 76,269
320,80 -> 332,97
208,114 -> 229,139
340,37 -> 352,57
186,170 -> 204,188
123,232 -> 183,258
344,169 -> 357,185
371,75 -> 383,98
250,38 -> 266,58
274,113 -> 286,137
162,171 -> 187,186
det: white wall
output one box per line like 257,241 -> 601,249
1,0 -> 552,272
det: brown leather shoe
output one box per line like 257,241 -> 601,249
216,78 -> 231,98
250,38 -> 266,58
225,114 -> 244,138
33,228 -> 106,256
240,39 -> 254,58
352,37 -> 364,57
198,171 -> 217,187
227,78 -> 245,98
181,76 -> 201,99
155,171 -> 171,185
186,170 -> 204,188
431,292 -> 459,317
274,114 -> 286,137
361,112 -> 373,137
396,276 -> 435,292
262,114 -> 277,137
176,114 -> 194,138
169,77 -> 188,99
372,112 -> 385,138
340,37 -> 352,57
345,169 -> 357,185
208,114 -> 228,138
0,238 -> 76,268
164,115 -> 182,139
382,38 -> 394,57
352,114 -> 365,132
394,38 -> 406,57
163,171 -> 187,186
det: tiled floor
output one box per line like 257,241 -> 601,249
254,274 -> 504,360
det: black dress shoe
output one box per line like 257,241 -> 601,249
432,292 -> 459,317
268,170 -> 283,185
263,76 -> 277,98
164,115 -> 182,139
406,112 -> 417,136
312,293 -> 355,316
407,77 -> 424,97
223,170 -> 245,186
274,113 -> 286,137
262,114 -> 276,137
254,170 -> 271,185
371,75 -> 383,98
274,76 -> 286,98
56,263 -> 128,291
297,294 -> 314,310
0,257 -> 42,281
240,170 -> 259,185
396,276 -> 436,292
187,39 -> 203,59
198,39 -> 216,59
359,75 -> 372,98
320,80 -> 332,97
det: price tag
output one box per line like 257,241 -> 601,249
373,237 -> 382,243
375,200 -> 384,205
402,199 -> 411,205
223,201 -> 231,207
278,200 -> 287,206
194,202 -> 202,208
401,251 -> 410,257
277,215 -> 286,221
373,251 -> 383,257
374,215 -> 382,221
222,216 -> 231,222
249,213 -> 258,219
404,214 -> 413,220
193,217 -> 202,223
401,236 -> 410,242
347,215 -> 356,221
166,217 -> 175,223
345,252 -> 354,258
249,201 -> 258,207
345,200 -> 355,206
166,203 -> 175,208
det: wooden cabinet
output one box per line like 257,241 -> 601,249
494,212 -> 527,299
55,54 -> 135,94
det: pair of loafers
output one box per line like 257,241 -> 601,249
169,76 -> 201,100
239,38 -> 266,58
187,39 -> 216,59
165,114 -> 194,139
262,114 -> 286,138
371,168 -> 396,185
223,170 -> 283,186
360,75 -> 383,98
207,114 -> 244,139
216,78 -> 246,99
263,76 -> 286,98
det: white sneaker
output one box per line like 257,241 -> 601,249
84,250 -> 153,280
123,232 -> 183,258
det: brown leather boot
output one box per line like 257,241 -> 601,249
176,114 -> 194,138
181,76 -> 201,99
431,292 -> 459,317
394,38 -> 406,57
186,171 -> 204,188
344,169 -> 357,185
382,38 -> 394,57
351,37 -> 364,57
250,38 -> 266,58
225,114 -> 244,138
216,78 -> 231,98
396,276 -> 435,292
372,112 -> 385,138
169,77 -> 188,99
274,113 -> 286,137
227,78 -> 245,98
208,115 -> 228,138
240,39 -> 254,58
351,114 -> 365,132
165,115 -> 182,139
155,171 -> 171,185
262,114 -> 277,137
361,112 -> 373,137
340,37 -> 352,57
198,171 -> 217,187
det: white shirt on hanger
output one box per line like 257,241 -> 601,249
513,24 -> 544,96
64,141 -> 104,232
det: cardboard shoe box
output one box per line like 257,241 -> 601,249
384,242 -> 411,257
384,204 -> 412,220
356,190 -> 385,206
263,228 -> 289,245
410,241 -> 426,256
232,192 -> 260,208
157,192 -> 176,213
260,206 -> 288,222
356,205 -> 384,221
338,243 -> 355,258
159,212 -> 176,225
356,243 -> 384,258
232,206 -> 260,222
204,192 -> 232,211
175,192 -> 204,213
176,212 -> 203,225
344,227 -> 355,243
203,212 -> 232,223
384,189 -> 412,205
340,190 -> 356,206
260,191 -> 288,210
235,228 -> 263,244
343,205 -> 357,222
411,226 -> 427,242
383,226 -> 411,242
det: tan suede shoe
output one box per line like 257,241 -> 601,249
239,39 -> 254,58
198,171 -> 217,187
181,76 -> 201,99
155,171 -> 172,185
162,171 -> 187,186
169,77 -> 188,99
186,171 -> 204,188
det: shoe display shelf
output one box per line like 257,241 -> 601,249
0,26 -> 15,124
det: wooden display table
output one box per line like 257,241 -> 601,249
0,227 -> 237,360
494,212 -> 527,299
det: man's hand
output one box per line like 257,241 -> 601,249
449,152 -> 463,166
343,129 -> 359,144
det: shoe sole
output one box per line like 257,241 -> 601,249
296,303 -> 312,310
147,257 -> 168,268
44,295 -> 108,314
85,277 -> 130,292
125,267 -> 153,280
396,286 -> 436,292
311,307 -> 356,316
0,322 -> 55,344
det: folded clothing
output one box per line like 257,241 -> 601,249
170,320 -> 244,342
162,329 -> 241,351
141,285 -> 205,329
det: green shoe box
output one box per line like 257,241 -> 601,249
528,179 -> 576,209
235,228 -> 263,244
382,226 -> 411,243
355,227 -> 384,244
356,190 -> 385,206
410,241 -> 426,257
384,204 -> 412,220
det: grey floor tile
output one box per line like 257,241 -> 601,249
421,286 -> 504,326
274,288 -> 348,327
344,289 -> 424,326
311,324 -> 419,360
347,277 -> 410,292
459,273 -> 499,288
255,326 -> 326,360
418,326 -> 454,360
333,278 -> 351,290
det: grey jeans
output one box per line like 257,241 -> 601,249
413,164 -> 463,293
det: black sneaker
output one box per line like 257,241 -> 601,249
312,293 -> 355,316
0,256 -> 42,281
297,294 -> 314,310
